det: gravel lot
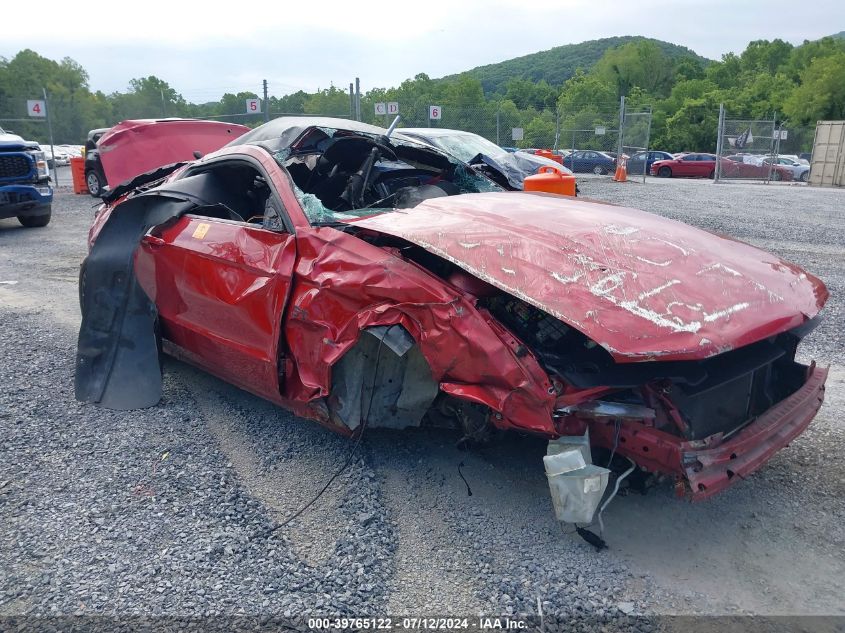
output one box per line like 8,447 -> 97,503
1,177 -> 843,629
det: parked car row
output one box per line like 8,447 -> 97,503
647,152 -> 800,181
506,146 -> 812,181
37,143 -> 84,168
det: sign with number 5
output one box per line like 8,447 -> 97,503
246,98 -> 261,114
429,105 -> 442,120
27,100 -> 46,118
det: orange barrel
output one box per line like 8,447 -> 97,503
524,166 -> 577,196
70,157 -> 87,194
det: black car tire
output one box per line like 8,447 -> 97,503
800,171 -> 809,182
709,170 -> 715,179
592,165 -> 606,175
772,171 -> 782,181
658,166 -> 672,178
18,209 -> 51,228
86,170 -> 103,197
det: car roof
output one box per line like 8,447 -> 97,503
231,116 -> 388,152
398,128 -> 477,138
88,128 -> 110,139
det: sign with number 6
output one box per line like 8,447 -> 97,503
246,98 -> 261,114
429,105 -> 442,120
27,100 -> 46,118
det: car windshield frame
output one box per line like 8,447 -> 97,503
270,126 -> 504,226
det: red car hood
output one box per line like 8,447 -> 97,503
98,119 -> 250,187
355,192 -> 827,362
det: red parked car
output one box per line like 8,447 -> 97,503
76,117 -> 828,503
724,155 -> 794,181
650,153 -> 730,178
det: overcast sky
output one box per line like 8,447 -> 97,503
3,0 -> 842,100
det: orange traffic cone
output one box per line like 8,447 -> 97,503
613,158 -> 628,183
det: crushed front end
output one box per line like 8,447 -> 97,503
482,293 -> 828,500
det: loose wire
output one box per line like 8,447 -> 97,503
253,326 -> 393,539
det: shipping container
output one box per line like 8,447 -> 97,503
809,121 -> 845,187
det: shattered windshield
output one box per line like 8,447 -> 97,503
272,127 -> 503,225
426,133 -> 508,162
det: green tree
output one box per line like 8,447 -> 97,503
303,86 -> 350,116
784,52 -> 845,124
740,39 -> 793,75
592,41 -> 675,98
111,76 -> 186,120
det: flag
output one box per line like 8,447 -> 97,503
734,128 -> 754,150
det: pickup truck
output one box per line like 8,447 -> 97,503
0,126 -> 53,227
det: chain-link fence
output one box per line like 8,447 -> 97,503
715,107 -> 779,182
0,98 -> 52,145
715,106 -> 815,183
620,109 -> 653,182
773,126 -> 815,158
368,102 -> 634,178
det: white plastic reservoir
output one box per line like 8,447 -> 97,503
543,439 -> 610,524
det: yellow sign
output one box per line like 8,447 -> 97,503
192,223 -> 211,239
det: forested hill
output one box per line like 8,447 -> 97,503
442,36 -> 710,94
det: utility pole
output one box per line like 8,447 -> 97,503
161,89 -> 166,117
43,87 -> 57,187
263,79 -> 270,122
354,77 -> 361,122
554,109 -> 560,151
617,95 -> 625,159
349,83 -> 355,119
496,105 -> 500,146
715,103 -> 725,183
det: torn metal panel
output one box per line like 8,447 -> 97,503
355,192 -> 827,362
282,228 -> 559,436
328,326 -> 439,430
76,193 -> 198,409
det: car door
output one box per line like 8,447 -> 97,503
698,154 -> 716,177
134,159 -> 297,402
676,154 -> 697,176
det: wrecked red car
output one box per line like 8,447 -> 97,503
76,117 -> 828,503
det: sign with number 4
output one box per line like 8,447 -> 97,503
27,100 -> 46,118
246,98 -> 261,114
429,105 -> 442,120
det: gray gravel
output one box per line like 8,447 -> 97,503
1,180 -> 844,626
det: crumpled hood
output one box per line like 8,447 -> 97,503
355,192 -> 827,362
98,119 -> 250,188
